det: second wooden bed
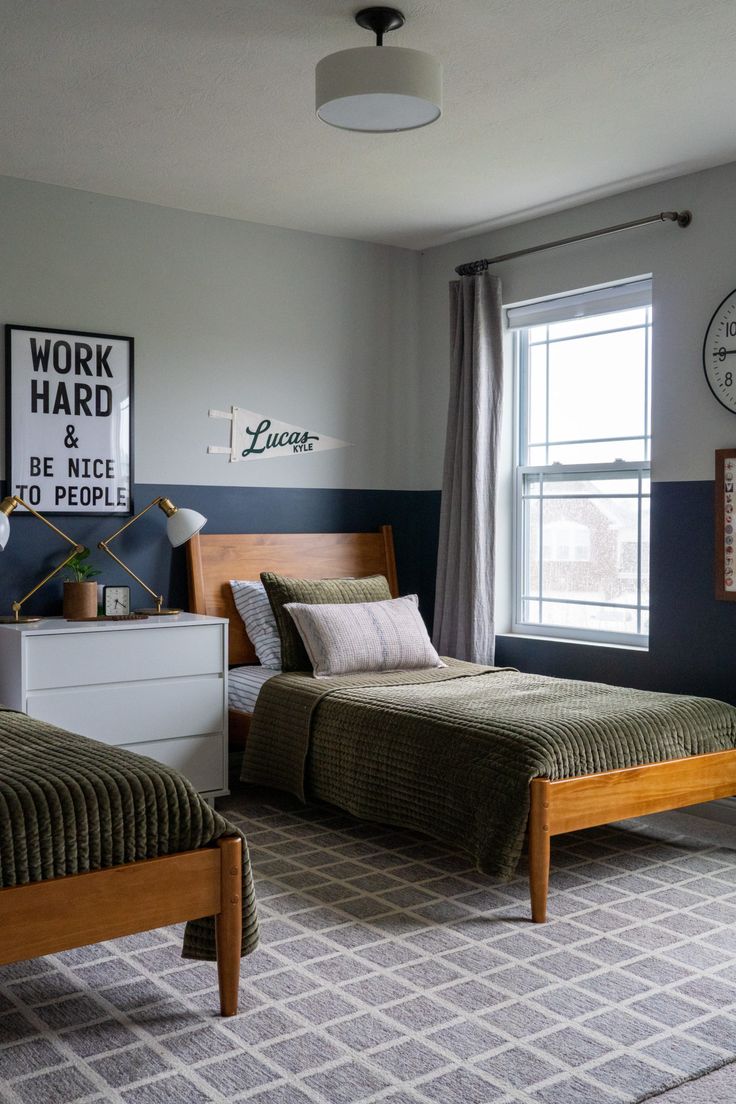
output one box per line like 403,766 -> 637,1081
1,838 -> 243,1016
0,704 -> 253,1017
188,526 -> 736,923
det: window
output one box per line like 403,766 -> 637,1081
544,520 -> 591,563
509,279 -> 651,647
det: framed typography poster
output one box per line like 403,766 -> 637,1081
5,325 -> 133,514
715,448 -> 736,600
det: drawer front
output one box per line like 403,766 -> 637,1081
26,625 -> 222,690
121,733 -> 225,794
27,677 -> 224,746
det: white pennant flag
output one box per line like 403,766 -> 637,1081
208,407 -> 351,463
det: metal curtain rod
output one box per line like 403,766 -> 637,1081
454,210 -> 692,277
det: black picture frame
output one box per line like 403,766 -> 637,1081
5,324 -> 134,515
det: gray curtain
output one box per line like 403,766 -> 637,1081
433,270 -> 504,663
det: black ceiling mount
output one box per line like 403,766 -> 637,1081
355,7 -> 405,45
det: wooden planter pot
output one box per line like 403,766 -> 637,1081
63,582 -> 98,620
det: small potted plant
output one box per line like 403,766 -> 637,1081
62,548 -> 101,619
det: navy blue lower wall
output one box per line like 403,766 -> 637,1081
0,484 -> 442,628
2,479 -> 733,705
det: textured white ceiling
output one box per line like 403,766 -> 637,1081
1,0 -> 735,249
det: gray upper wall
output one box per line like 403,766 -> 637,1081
418,160 -> 736,486
3,162 -> 736,497
0,175 -> 422,491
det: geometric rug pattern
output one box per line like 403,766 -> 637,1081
1,790 -> 736,1104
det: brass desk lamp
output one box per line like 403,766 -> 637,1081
0,496 -> 85,623
98,495 -> 206,615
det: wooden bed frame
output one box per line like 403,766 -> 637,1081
0,837 -> 243,1016
188,527 -> 399,748
187,525 -> 736,924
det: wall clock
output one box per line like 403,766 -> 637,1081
703,288 -> 736,413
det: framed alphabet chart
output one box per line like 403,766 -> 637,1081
715,448 -> 736,601
5,325 -> 133,514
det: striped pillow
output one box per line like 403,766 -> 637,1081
284,595 -> 445,678
230,580 -> 282,669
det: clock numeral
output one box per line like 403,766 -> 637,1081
704,289 -> 736,414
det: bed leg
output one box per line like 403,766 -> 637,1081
215,837 -> 242,1016
529,779 -> 551,923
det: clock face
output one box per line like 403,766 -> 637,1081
104,585 -> 130,615
703,288 -> 736,414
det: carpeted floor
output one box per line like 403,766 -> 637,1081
1,790 -> 736,1104
646,1060 -> 736,1102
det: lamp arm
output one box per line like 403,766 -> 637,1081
98,496 -> 164,545
97,497 -> 166,611
2,497 -> 86,620
96,540 -> 162,605
13,543 -> 87,617
9,496 -> 80,549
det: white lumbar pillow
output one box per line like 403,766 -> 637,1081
284,594 -> 445,678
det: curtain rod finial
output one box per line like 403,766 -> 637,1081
662,210 -> 692,228
455,259 -> 490,277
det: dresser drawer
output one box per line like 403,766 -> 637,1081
27,676 -> 224,745
25,625 -> 223,690
122,733 -> 225,794
0,614 -> 228,799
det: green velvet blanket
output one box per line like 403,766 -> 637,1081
243,660 -> 736,877
0,707 -> 259,961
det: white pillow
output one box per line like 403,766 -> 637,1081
229,580 -> 282,669
284,594 -> 445,678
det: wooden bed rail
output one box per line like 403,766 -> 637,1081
0,837 -> 243,1017
529,748 -> 736,923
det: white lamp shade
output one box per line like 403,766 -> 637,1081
0,512 -> 9,551
316,46 -> 441,132
166,507 -> 206,548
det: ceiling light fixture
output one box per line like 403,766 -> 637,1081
316,6 -> 442,133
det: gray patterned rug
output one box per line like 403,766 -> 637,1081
1,790 -> 736,1104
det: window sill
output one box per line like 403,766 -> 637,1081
496,632 -> 649,654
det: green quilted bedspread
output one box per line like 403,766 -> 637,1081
243,660 -> 736,877
0,707 -> 259,961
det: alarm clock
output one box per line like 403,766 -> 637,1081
703,287 -> 736,414
103,585 -> 131,615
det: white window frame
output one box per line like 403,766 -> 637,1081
510,286 -> 652,649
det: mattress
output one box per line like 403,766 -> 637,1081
229,665 -> 280,713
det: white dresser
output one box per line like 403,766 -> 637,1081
0,613 -> 229,801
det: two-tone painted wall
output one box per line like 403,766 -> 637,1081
419,162 -> 736,705
2,163 -> 735,710
0,176 -> 438,619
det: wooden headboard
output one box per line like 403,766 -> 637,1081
187,526 -> 398,666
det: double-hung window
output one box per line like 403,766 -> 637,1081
509,278 -> 651,647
